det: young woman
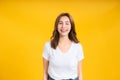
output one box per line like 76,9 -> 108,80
42,13 -> 84,80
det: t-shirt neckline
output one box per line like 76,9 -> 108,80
57,42 -> 73,55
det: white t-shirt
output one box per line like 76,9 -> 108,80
42,41 -> 84,80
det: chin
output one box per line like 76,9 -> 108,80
60,33 -> 69,37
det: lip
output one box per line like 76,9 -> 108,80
61,29 -> 68,32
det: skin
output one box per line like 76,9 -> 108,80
57,16 -> 72,53
43,16 -> 83,80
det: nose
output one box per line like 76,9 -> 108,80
62,23 -> 66,28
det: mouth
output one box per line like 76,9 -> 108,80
60,29 -> 69,33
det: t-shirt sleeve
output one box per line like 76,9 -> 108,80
77,43 -> 84,61
42,42 -> 50,61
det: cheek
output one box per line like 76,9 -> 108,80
57,26 -> 62,33
57,26 -> 61,30
67,25 -> 71,30
57,24 -> 61,28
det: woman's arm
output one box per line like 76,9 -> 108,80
78,60 -> 83,80
43,58 -> 49,80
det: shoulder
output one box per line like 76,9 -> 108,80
44,41 -> 51,47
73,42 -> 83,48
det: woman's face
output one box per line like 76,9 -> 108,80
57,16 -> 71,37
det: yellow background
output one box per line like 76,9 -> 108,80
0,0 -> 120,80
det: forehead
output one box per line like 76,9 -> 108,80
59,16 -> 70,22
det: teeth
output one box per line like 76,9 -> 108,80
61,30 -> 67,32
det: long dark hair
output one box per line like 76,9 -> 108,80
50,13 -> 79,49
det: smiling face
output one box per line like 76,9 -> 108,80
57,16 -> 71,37
51,13 -> 79,49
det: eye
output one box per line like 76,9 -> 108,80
58,22 -> 63,24
66,22 -> 70,25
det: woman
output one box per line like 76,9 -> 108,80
42,13 -> 84,80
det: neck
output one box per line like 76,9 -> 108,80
59,35 -> 70,43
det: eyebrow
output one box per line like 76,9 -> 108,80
59,21 -> 70,22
